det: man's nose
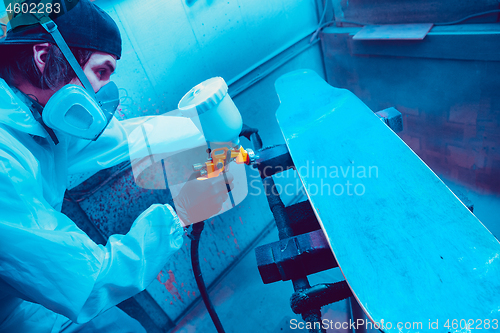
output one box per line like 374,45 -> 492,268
96,80 -> 111,93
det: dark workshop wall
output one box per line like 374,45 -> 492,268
322,1 -> 500,193
331,0 -> 500,25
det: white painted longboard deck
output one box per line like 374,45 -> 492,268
275,70 -> 500,332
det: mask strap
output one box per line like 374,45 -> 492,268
40,19 -> 98,101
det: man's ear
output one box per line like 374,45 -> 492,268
33,43 -> 51,73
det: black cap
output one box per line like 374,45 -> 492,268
0,0 -> 122,59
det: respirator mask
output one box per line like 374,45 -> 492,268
33,20 -> 120,143
41,81 -> 119,142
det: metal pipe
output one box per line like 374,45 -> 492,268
229,39 -> 320,98
263,173 -> 325,332
292,275 -> 325,333
262,176 -> 294,240
227,28 -> 319,87
291,282 -> 352,314
302,309 -> 326,333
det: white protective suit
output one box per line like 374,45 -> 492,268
0,79 -> 203,332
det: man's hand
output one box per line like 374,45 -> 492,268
173,172 -> 234,225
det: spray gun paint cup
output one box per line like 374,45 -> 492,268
178,77 -> 243,147
166,77 -> 249,224
126,77 -> 249,225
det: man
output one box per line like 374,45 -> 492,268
0,0 -> 232,331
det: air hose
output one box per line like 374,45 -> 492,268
188,124 -> 261,333
190,221 -> 226,333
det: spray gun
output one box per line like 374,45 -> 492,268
177,78 -> 261,333
178,77 -> 258,181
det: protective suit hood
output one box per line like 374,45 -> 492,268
0,78 -> 47,138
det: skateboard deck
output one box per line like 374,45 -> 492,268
275,70 -> 500,332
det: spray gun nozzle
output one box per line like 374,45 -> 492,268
192,145 -> 257,180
